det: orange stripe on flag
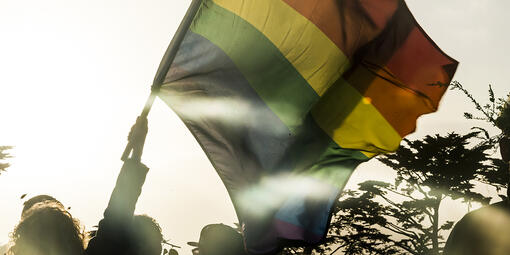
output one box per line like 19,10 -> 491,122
345,64 -> 433,137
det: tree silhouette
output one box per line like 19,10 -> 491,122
450,82 -> 509,192
450,81 -> 510,146
336,132 -> 493,254
279,83 -> 509,255
283,132 -> 494,255
0,145 -> 12,175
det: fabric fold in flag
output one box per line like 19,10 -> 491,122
157,0 -> 458,253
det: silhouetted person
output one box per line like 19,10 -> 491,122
444,138 -> 510,255
7,202 -> 85,255
86,214 -> 164,255
1,195 -> 72,255
126,215 -> 164,255
443,194 -> 510,254
21,195 -> 64,218
188,224 -> 247,255
86,116 -> 153,255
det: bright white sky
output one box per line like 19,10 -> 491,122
0,0 -> 508,254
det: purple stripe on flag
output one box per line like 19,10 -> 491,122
274,219 -> 324,243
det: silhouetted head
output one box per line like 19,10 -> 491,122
188,224 -> 246,255
21,195 -> 63,218
126,215 -> 164,255
9,203 -> 85,255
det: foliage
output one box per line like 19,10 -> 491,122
496,102 -> 510,136
283,132 -> 494,255
379,133 -> 491,204
279,83 -> 508,255
338,133 -> 491,255
0,145 -> 13,175
450,81 -> 510,139
450,80 -> 509,188
162,247 -> 179,255
280,246 -> 315,255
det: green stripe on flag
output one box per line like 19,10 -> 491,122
191,1 -> 318,132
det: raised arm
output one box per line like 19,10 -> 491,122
87,117 -> 150,255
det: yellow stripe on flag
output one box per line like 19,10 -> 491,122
212,0 -> 350,96
311,78 -> 402,157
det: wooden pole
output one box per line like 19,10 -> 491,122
121,0 -> 203,161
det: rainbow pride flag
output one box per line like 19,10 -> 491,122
158,0 -> 458,253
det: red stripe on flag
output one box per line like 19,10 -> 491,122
283,0 -> 399,59
386,26 -> 457,108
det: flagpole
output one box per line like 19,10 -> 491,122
121,0 -> 203,161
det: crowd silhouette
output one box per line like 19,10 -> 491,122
1,117 -> 248,255
3,117 -> 170,255
1,115 -> 509,255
